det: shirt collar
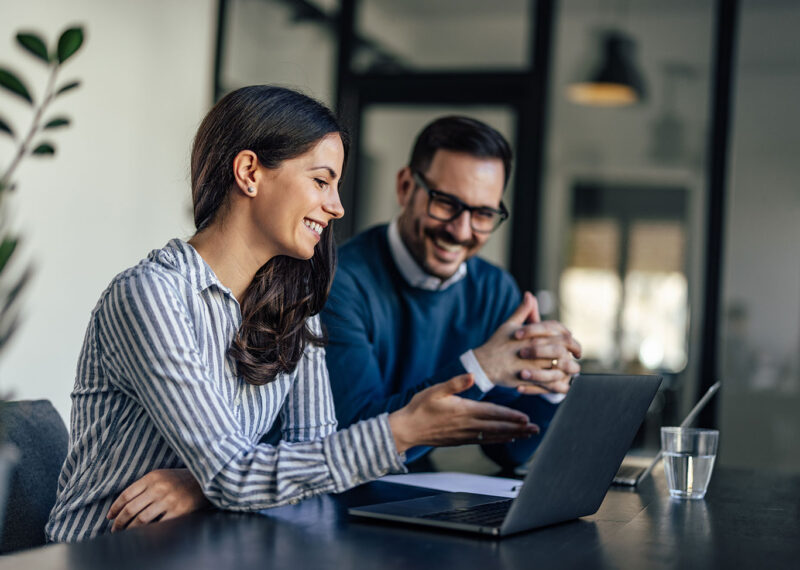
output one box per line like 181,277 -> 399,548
153,238 -> 232,295
387,219 -> 467,291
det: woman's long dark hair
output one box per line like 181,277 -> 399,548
191,85 -> 349,385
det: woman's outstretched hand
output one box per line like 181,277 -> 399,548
388,374 -> 540,454
107,468 -> 209,532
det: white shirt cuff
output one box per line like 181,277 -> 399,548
459,350 -> 495,392
459,350 -> 567,404
540,392 -> 566,404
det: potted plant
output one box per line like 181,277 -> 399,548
0,25 -> 84,535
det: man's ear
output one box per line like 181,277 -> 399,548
232,150 -> 259,196
396,167 -> 415,208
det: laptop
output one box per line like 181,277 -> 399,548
612,381 -> 720,486
349,374 -> 661,537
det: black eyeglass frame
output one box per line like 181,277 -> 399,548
411,170 -> 509,233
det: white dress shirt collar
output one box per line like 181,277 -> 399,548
387,219 -> 467,291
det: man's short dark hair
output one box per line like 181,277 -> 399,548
408,116 -> 513,186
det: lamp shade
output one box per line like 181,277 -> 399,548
568,30 -> 647,107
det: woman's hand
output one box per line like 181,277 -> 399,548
388,374 -> 540,454
107,469 -> 210,532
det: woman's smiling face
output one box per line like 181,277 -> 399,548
253,132 -> 345,260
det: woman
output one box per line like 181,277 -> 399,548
46,86 -> 537,542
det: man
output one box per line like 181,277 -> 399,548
321,116 -> 582,468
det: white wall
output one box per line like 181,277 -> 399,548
0,0 -> 217,422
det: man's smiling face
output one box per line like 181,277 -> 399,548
396,149 -> 505,279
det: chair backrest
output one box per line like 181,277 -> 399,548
0,400 -> 68,552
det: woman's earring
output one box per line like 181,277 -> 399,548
247,186 -> 256,194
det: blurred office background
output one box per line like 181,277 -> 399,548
1,0 -> 797,473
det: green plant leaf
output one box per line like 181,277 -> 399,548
57,27 -> 84,63
56,80 -> 80,96
0,237 -> 18,275
44,117 -> 70,129
0,116 -> 14,138
2,265 -> 33,310
0,68 -> 33,104
16,32 -> 50,63
0,266 -> 33,336
0,314 -> 21,354
32,142 -> 56,155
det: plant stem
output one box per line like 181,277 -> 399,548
0,62 -> 60,189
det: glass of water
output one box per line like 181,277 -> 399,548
660,427 -> 719,499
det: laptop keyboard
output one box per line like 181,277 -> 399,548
419,499 -> 513,526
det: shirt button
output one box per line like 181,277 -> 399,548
289,499 -> 299,505
234,395 -> 241,406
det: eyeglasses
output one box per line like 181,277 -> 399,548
412,170 -> 509,233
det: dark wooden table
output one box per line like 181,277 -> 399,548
1,467 -> 798,569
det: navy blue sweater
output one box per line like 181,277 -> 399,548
321,225 -> 557,465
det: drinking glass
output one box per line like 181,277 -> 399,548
660,427 -> 719,499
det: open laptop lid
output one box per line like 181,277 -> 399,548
349,374 -> 661,537
501,373 -> 662,535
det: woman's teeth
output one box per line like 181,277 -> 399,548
304,219 -> 323,234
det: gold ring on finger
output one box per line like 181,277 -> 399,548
550,358 -> 559,369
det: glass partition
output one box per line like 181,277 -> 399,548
214,0 -> 800,473
220,0 -> 338,104
539,0 -> 716,449
718,0 -> 800,472
353,0 -> 531,72
560,183 -> 689,375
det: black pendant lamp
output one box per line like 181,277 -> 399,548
568,30 -> 647,107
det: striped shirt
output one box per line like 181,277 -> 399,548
46,239 -> 406,542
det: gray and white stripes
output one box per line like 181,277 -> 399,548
46,239 -> 405,543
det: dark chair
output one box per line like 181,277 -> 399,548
0,400 -> 68,552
